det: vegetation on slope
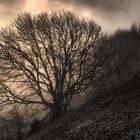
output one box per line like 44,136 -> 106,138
26,76 -> 140,140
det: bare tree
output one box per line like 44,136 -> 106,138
0,11 -> 108,121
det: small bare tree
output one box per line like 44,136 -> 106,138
0,11 -> 108,121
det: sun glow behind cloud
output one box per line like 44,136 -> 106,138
22,0 -> 74,14
23,0 -> 48,14
0,0 -> 140,31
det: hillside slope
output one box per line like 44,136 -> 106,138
26,78 -> 140,140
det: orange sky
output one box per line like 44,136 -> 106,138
23,0 -> 48,13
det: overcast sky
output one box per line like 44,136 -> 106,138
0,0 -> 140,32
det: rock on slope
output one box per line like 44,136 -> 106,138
26,78 -> 140,140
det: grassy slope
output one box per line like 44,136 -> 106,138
26,78 -> 140,140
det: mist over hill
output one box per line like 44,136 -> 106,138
1,9 -> 140,140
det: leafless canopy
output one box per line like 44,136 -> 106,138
0,11 -> 108,116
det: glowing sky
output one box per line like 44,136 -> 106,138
0,0 -> 140,31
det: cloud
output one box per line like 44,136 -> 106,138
0,0 -> 25,27
46,0 -> 140,31
23,0 -> 48,14
48,0 -> 126,11
0,0 -> 22,6
0,0 -> 140,31
76,0 -> 125,10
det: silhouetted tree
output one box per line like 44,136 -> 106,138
0,11 -> 109,121
107,25 -> 140,83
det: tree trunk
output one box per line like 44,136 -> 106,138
50,104 -> 66,123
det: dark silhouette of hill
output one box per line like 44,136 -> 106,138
26,75 -> 140,140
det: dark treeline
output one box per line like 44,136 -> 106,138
98,24 -> 140,93
0,11 -> 140,140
